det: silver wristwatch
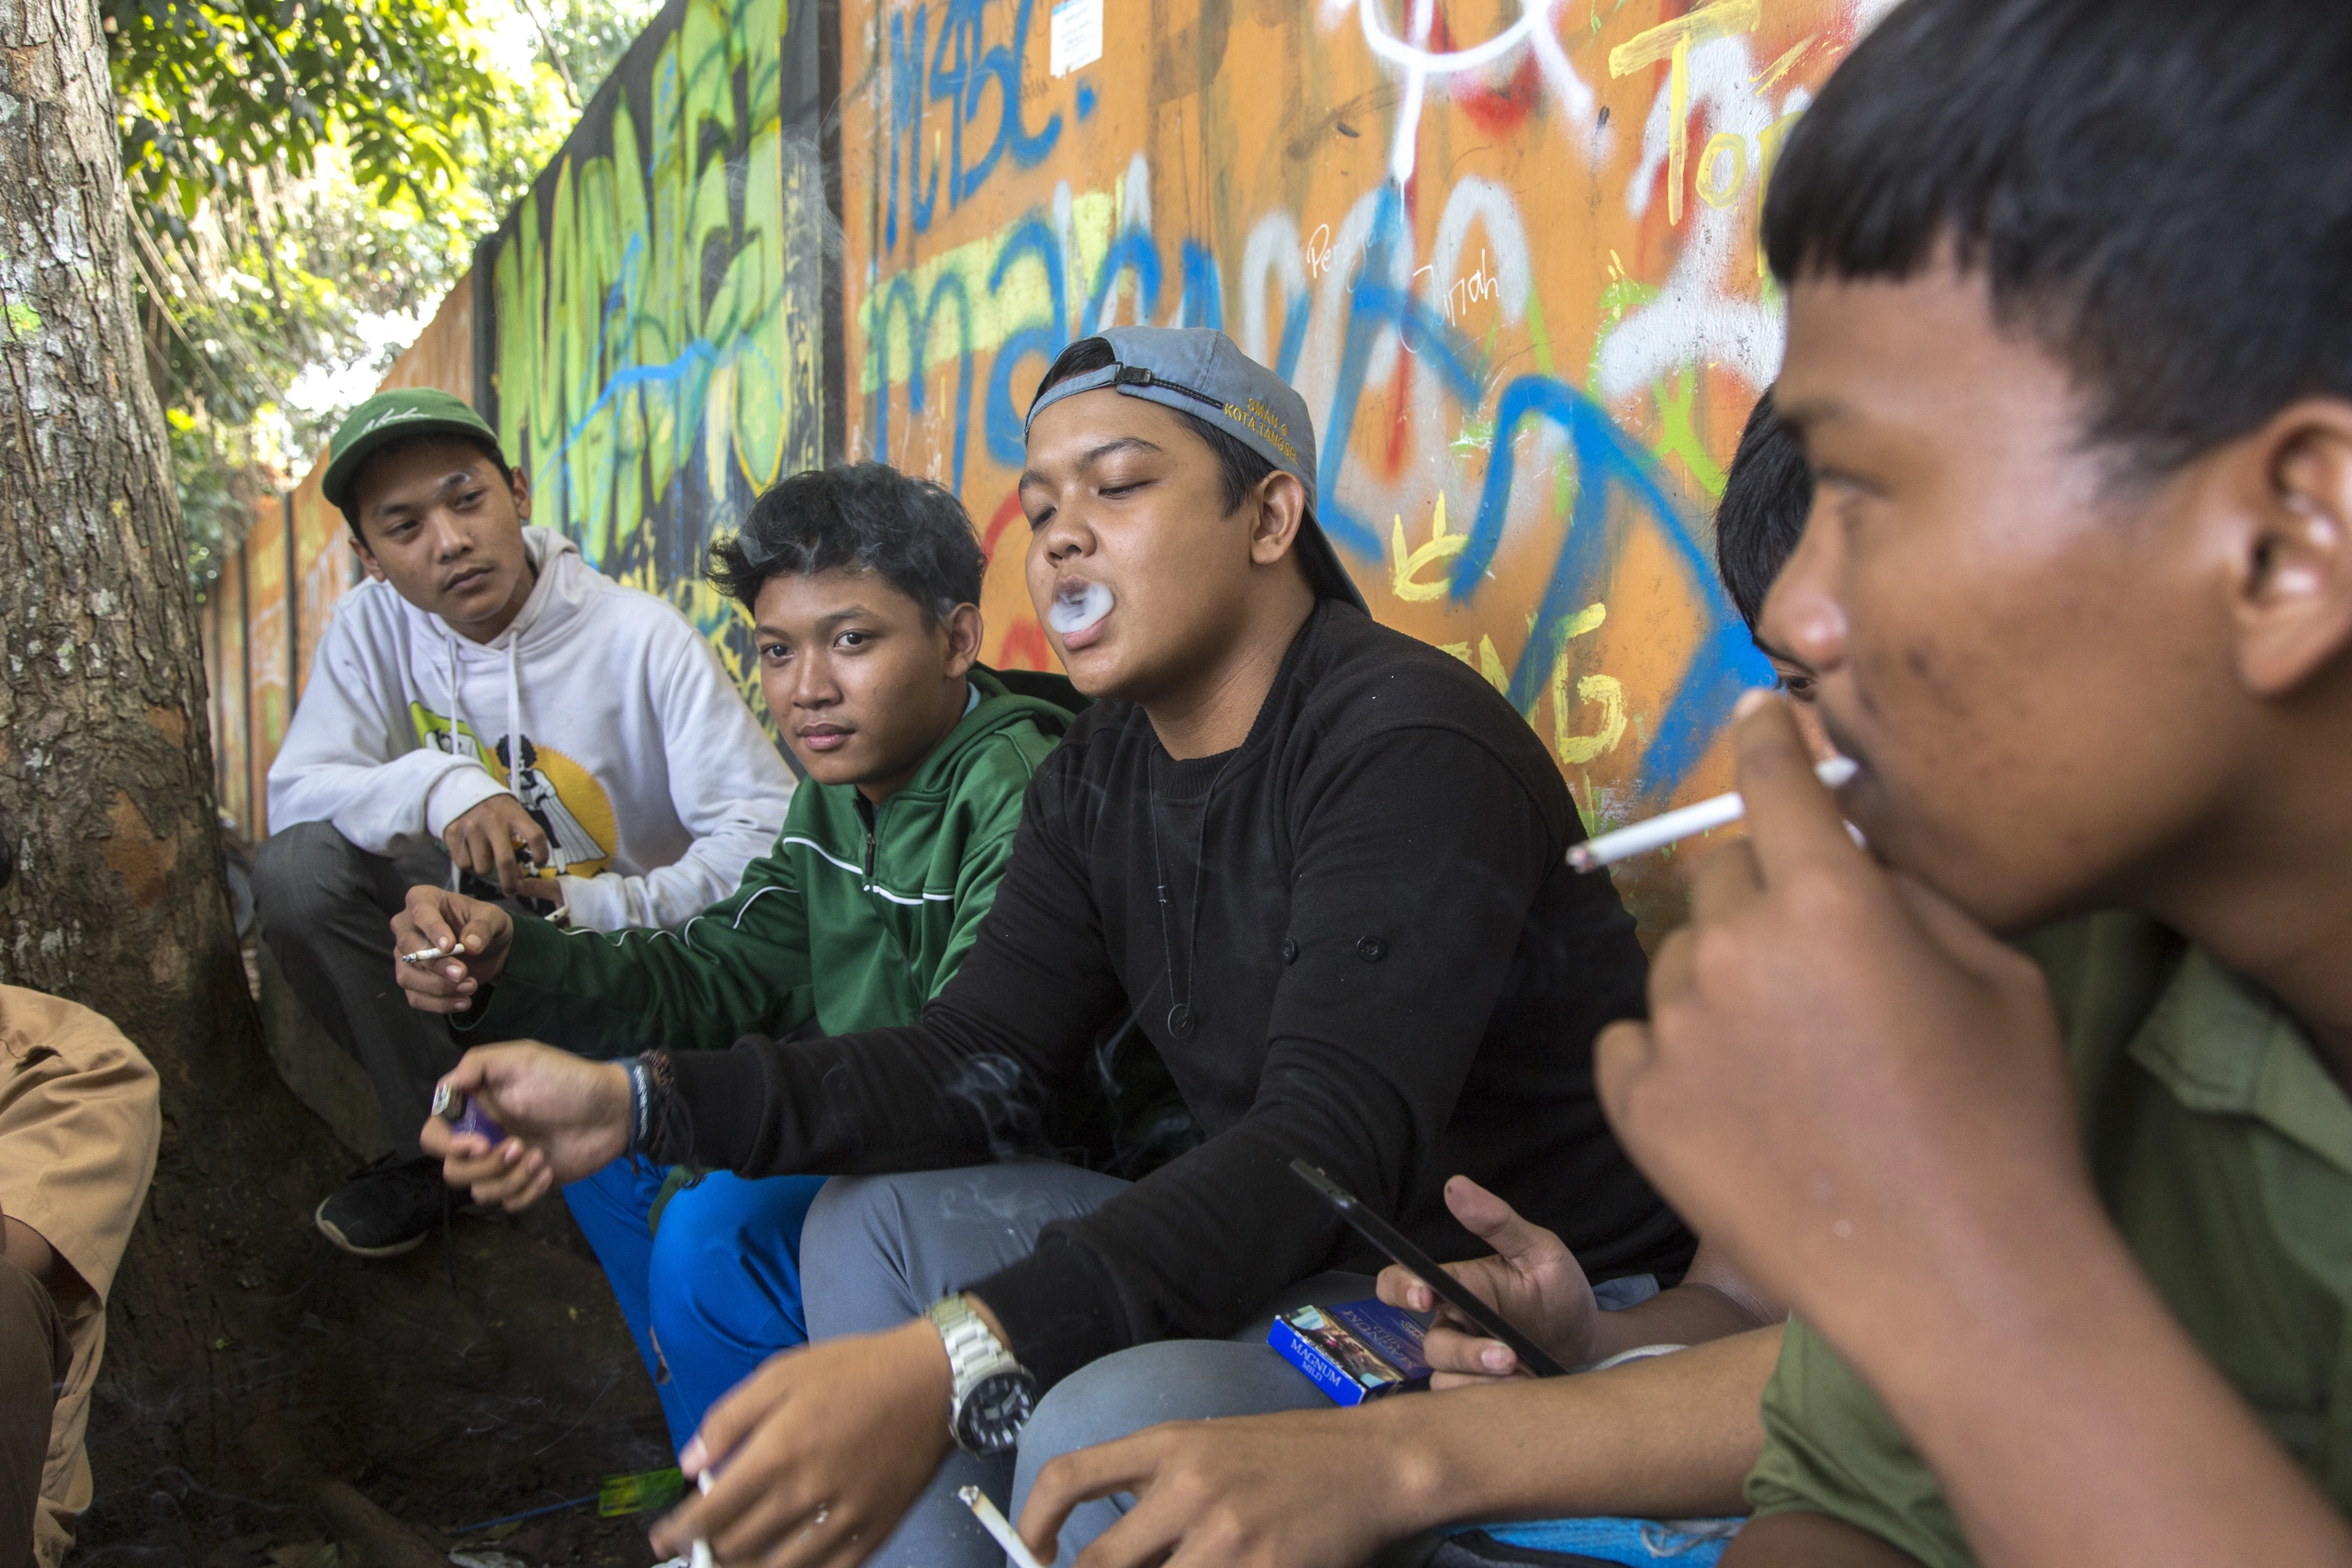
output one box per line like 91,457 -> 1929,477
927,1294 -> 1037,1455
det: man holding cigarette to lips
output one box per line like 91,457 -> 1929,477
418,327 -> 1755,1568
254,389 -> 793,1259
1597,3 -> 2352,1563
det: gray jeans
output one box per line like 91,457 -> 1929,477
250,821 -> 464,1161
800,1163 -> 1377,1567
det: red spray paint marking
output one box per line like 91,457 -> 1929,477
1428,6 -> 1542,137
982,491 -> 1054,672
998,621 -> 1054,672
982,491 -> 1026,563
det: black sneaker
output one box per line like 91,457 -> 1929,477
314,1156 -> 447,1258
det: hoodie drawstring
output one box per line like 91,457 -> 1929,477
441,632 -> 526,886
445,635 -> 465,892
504,637 -> 522,810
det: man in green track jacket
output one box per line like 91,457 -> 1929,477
390,462 -> 1085,1447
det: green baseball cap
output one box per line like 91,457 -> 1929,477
321,388 -> 504,512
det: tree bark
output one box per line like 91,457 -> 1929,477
0,0 -> 339,1508
0,8 -> 671,1560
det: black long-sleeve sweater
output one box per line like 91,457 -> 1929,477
659,600 -> 1690,1389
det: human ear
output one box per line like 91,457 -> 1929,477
2232,402 -> 2352,697
941,602 -> 984,679
508,467 -> 533,522
1247,470 -> 1307,568
351,534 -> 386,581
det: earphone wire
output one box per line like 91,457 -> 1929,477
1147,747 -> 1235,1037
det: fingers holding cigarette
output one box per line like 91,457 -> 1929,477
1568,754 -> 1859,873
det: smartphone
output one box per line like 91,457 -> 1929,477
1289,1157 -> 1569,1378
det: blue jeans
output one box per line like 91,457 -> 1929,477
563,1158 -> 830,1450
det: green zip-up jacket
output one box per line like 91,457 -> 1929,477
458,667 -> 1085,1052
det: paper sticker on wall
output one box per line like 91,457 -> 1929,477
1050,0 -> 1102,77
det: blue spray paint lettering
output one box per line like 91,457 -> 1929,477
1318,186 -> 1482,560
982,217 -> 1069,467
1451,374 -> 1773,795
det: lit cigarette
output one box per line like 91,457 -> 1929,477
690,1472 -> 714,1568
1568,756 -> 1860,873
958,1485 -> 1048,1568
399,946 -> 447,965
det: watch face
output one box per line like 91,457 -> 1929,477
954,1369 -> 1036,1454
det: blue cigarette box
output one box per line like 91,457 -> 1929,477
1269,1299 -> 1433,1406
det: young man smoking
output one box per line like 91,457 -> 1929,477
253,389 -> 795,1258
1003,394 -> 1815,1568
420,327 -> 1684,1567
1607,0 -> 2352,1562
390,462 -> 1086,1447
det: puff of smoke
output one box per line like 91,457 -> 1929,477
944,1053 -> 1046,1163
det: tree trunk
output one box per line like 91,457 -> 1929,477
1,6 -> 670,1560
0,0 -> 335,1495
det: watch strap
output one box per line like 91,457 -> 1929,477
927,1294 -> 1020,1393
928,1294 -> 1035,1454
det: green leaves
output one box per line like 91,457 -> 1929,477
110,0 -> 504,215
114,0 -> 660,586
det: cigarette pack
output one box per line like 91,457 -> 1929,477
1269,1299 -> 1431,1406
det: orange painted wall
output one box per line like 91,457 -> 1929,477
842,0 -> 1880,932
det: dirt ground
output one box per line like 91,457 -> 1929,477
74,1191 -> 677,1568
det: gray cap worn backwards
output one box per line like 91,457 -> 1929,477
1023,325 -> 1366,611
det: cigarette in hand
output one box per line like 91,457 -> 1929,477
1568,756 -> 1860,872
959,1485 -> 1048,1568
690,1471 -> 715,1568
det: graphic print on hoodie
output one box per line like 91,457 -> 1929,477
267,525 -> 796,931
405,711 -> 616,876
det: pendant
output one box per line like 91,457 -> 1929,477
1166,1003 -> 1197,1039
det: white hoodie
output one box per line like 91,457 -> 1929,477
267,526 -> 795,931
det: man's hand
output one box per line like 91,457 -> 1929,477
650,1319 -> 956,1568
1018,1408 -> 1424,1568
392,886 -> 515,1012
444,793 -> 551,898
1374,1175 -> 1598,1385
1592,693 -> 2089,1341
417,1043 -> 632,1211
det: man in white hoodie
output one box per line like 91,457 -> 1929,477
254,389 -> 795,1258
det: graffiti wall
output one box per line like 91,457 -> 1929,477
480,0 -> 831,719
843,0 -> 1884,931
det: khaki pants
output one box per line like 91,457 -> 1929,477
0,988 -> 161,1568
0,1259 -> 66,1568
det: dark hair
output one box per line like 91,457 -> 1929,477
341,434 -> 514,536
1035,338 -> 1280,519
708,462 -> 987,621
1714,389 -> 1812,630
0,816 -> 11,890
1763,0 -> 2352,479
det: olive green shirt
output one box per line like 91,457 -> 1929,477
1746,913 -> 2352,1565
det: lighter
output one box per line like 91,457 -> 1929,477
430,1080 -> 505,1143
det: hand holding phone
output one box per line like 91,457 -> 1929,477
1289,1159 -> 1571,1378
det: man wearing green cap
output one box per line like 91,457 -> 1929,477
254,389 -> 794,1257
